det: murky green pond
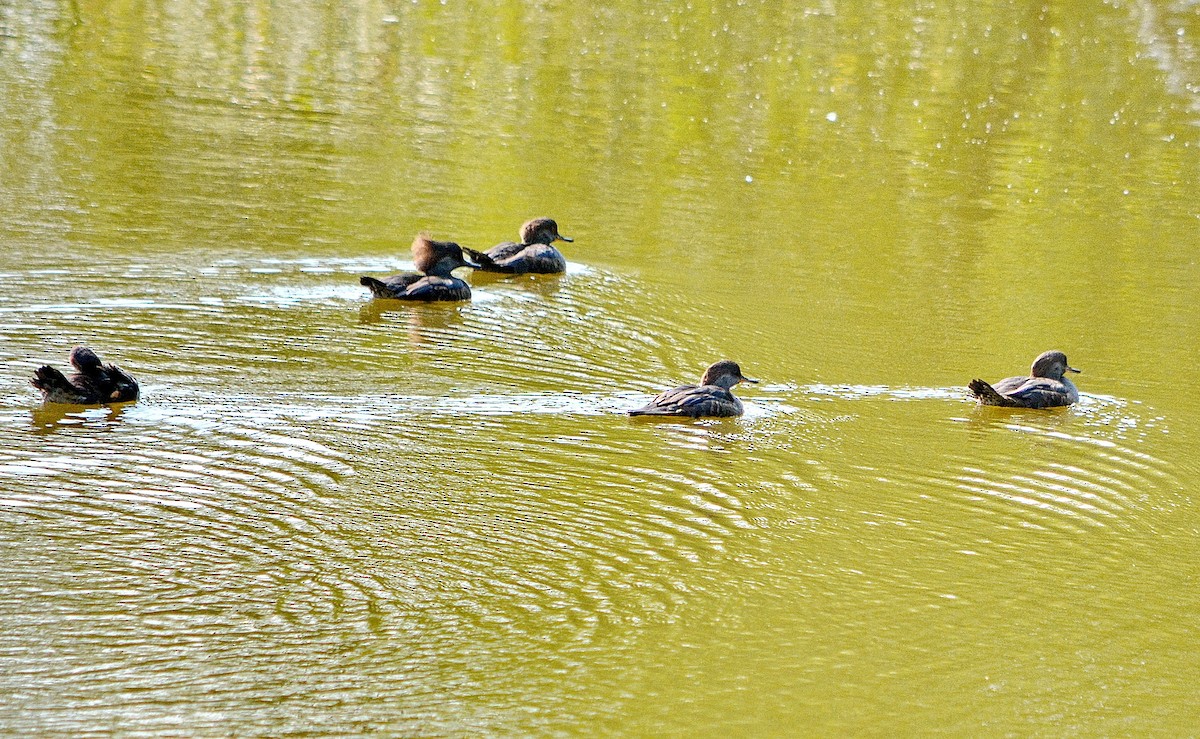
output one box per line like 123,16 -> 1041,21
3,0 -> 1199,734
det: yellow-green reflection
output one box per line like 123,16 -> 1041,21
1,0 -> 1198,734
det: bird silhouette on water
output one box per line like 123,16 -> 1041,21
31,346 -> 139,404
463,218 -> 574,275
968,350 -> 1081,408
360,235 -> 479,301
628,360 -> 757,418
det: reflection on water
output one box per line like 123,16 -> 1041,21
28,402 -> 133,434
357,299 -> 467,347
2,0 -> 1200,735
466,268 -> 568,298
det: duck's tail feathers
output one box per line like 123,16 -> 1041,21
968,379 -> 1017,406
359,276 -> 392,298
31,366 -> 68,392
31,366 -> 87,403
461,247 -> 499,270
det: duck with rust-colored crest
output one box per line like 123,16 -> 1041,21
359,235 -> 480,301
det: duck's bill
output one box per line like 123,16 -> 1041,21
461,258 -> 482,269
1067,366 -> 1081,373
557,234 -> 574,242
740,376 -> 760,384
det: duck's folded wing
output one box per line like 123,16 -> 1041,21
1003,378 -> 1072,408
381,273 -> 424,290
396,276 -> 470,301
631,385 -> 733,417
680,387 -> 740,416
986,375 -> 1028,394
486,241 -> 526,262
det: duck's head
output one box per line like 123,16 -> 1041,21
700,360 -> 758,390
520,218 -> 573,246
69,346 -> 103,373
1030,350 -> 1080,380
412,234 -> 480,277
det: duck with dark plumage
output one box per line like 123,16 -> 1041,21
360,235 -> 480,301
629,360 -> 758,418
31,346 -> 139,404
968,350 -> 1081,408
463,218 -> 574,275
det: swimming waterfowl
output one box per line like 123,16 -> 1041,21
968,350 -> 1081,408
463,218 -> 574,274
629,360 -> 757,418
31,346 -> 139,404
359,235 -> 479,301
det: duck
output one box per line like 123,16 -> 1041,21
463,218 -> 574,274
31,346 -> 139,404
359,235 -> 480,301
629,360 -> 757,418
968,350 -> 1081,408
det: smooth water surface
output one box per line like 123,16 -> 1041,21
2,0 -> 1199,734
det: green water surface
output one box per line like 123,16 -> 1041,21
2,0 -> 1199,734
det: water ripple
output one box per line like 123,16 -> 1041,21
0,246 -> 1194,735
